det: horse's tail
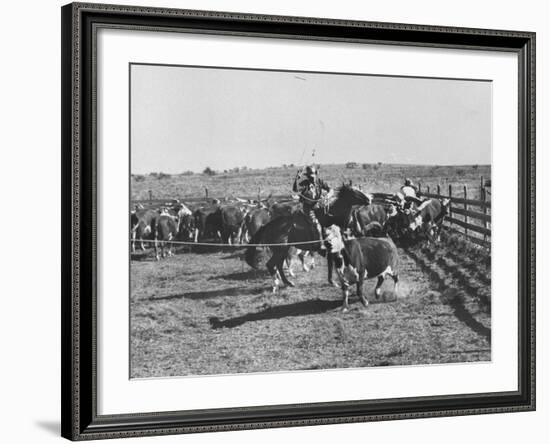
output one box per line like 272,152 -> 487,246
245,223 -> 269,269
245,217 -> 292,269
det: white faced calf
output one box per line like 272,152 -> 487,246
324,225 -> 399,312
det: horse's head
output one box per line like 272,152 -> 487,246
336,183 -> 373,207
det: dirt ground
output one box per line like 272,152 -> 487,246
130,231 -> 491,378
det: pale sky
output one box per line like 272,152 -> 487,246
130,64 -> 491,174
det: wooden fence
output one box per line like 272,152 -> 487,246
418,179 -> 491,248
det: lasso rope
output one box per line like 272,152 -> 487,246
132,238 -> 323,248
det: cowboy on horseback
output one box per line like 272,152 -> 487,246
292,165 -> 332,250
395,177 -> 423,211
401,178 -> 419,198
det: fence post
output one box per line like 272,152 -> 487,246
437,184 -> 441,197
427,185 -> 430,194
480,176 -> 484,200
205,187 -> 209,199
482,186 -> 488,243
463,185 -> 468,237
148,190 -> 152,203
418,183 -> 422,194
448,184 -> 453,228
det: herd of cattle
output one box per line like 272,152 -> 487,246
130,190 -> 451,310
130,193 -> 450,255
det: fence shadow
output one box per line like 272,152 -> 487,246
441,289 -> 491,343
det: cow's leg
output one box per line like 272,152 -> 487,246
239,226 -> 247,244
131,229 -> 137,254
285,255 -> 296,278
391,272 -> 399,296
341,284 -> 350,313
357,276 -> 368,307
374,275 -> 384,299
193,228 -> 199,243
154,239 -> 160,261
298,250 -> 310,272
309,252 -> 316,269
327,255 -> 336,287
424,223 -> 435,244
266,255 -> 280,293
435,224 -> 442,243
236,226 -> 243,245
327,256 -> 339,288
284,248 -> 296,277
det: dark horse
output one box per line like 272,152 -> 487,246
245,184 -> 372,291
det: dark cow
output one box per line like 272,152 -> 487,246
348,204 -> 388,237
240,207 -> 271,243
154,214 -> 178,260
193,206 -> 220,241
177,213 -> 196,241
131,208 -> 158,253
219,205 -> 245,244
324,225 -> 399,312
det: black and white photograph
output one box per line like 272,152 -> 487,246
129,64 -> 492,378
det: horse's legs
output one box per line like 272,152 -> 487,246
276,251 -> 295,287
298,250 -> 310,272
374,275 -> 384,299
284,247 -> 296,277
286,257 -> 296,278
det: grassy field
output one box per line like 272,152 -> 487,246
131,163 -> 491,202
130,230 -> 491,378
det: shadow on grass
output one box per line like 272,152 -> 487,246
209,269 -> 269,282
441,289 -> 491,344
130,251 -> 154,262
404,248 -> 491,343
148,286 -> 266,302
209,298 -> 341,329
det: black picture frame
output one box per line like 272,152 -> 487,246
61,2 -> 536,440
